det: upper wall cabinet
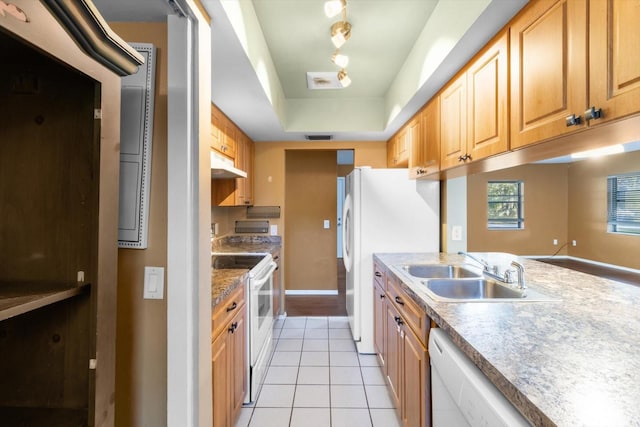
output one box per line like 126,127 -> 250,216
387,128 -> 409,168
589,0 -> 640,125
441,31 -> 509,169
510,0 -> 588,149
409,97 -> 440,179
211,106 -> 237,159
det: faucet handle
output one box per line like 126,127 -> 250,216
504,269 -> 515,283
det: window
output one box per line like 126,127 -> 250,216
607,172 -> 640,235
487,181 -> 524,229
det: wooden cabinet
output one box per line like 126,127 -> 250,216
440,73 -> 468,169
588,0 -> 640,125
211,105 -> 237,159
373,266 -> 387,367
374,267 -> 431,427
0,8 -> 140,424
442,31 -> 509,169
211,108 -> 255,207
410,98 -> 440,179
510,0 -> 587,148
212,286 -> 247,427
387,128 -> 409,168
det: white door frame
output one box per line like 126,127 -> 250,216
166,3 -> 212,426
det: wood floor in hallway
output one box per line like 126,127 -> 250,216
284,260 -> 347,317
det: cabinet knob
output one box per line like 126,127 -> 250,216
394,316 -> 404,325
228,321 -> 238,333
394,296 -> 404,306
380,294 -> 385,299
584,106 -> 603,121
565,114 -> 582,127
457,155 -> 466,162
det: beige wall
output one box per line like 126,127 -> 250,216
467,164 -> 569,255
567,150 -> 640,269
109,22 -> 168,427
212,141 -> 385,236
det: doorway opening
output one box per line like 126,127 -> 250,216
284,149 -> 353,316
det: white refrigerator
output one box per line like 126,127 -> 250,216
342,167 -> 440,353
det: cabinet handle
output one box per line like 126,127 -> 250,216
565,114 -> 582,127
584,106 -> 603,121
457,155 -> 466,162
226,301 -> 238,312
394,316 -> 404,325
379,294 -> 385,299
375,272 -> 382,277
228,321 -> 238,333
394,296 -> 404,306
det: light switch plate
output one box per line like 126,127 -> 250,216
323,219 -> 330,229
143,266 -> 164,299
270,225 -> 278,235
451,225 -> 463,241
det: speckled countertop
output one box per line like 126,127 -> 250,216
211,235 -> 282,308
374,252 -> 640,427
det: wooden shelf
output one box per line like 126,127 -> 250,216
0,282 -> 90,322
0,406 -> 87,427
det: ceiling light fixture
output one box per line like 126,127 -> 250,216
332,51 -> 349,68
330,21 -> 351,49
338,69 -> 351,88
324,0 -> 346,18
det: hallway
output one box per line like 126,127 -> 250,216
235,316 -> 400,427
284,260 -> 347,316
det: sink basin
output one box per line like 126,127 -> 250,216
400,264 -> 481,279
426,278 -> 524,299
421,278 -> 559,302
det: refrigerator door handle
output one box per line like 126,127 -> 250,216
342,193 -> 353,272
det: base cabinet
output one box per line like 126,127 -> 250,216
212,286 -> 246,427
374,263 -> 432,427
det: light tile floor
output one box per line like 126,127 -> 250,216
235,316 -> 401,427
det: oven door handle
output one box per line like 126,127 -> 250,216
251,262 -> 277,289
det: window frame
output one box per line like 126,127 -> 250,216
487,180 -> 525,230
607,172 -> 640,236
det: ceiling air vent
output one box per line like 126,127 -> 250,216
305,135 -> 333,141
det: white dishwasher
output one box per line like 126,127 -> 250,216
429,329 -> 531,427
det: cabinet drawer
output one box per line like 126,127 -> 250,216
386,275 -> 428,346
373,261 -> 386,289
212,285 -> 246,340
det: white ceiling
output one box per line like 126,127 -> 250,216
93,0 -> 529,142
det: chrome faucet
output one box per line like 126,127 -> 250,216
510,261 -> 526,291
459,251 -> 521,285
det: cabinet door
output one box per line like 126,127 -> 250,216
211,106 -> 224,153
373,280 -> 386,369
222,121 -> 237,159
230,307 -> 247,420
467,31 -> 509,161
421,97 -> 440,176
589,0 -> 640,124
212,330 -> 230,427
384,301 -> 402,408
272,252 -> 281,317
401,327 -> 429,427
396,127 -> 409,167
440,73 -> 467,169
510,0 -> 587,149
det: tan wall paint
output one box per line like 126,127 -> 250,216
109,22 -> 168,427
467,164 -> 569,255
567,151 -> 640,269
285,151 -> 338,291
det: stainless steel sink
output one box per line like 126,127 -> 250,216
421,278 -> 558,302
400,264 -> 481,279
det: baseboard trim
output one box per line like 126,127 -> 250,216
285,290 -> 339,296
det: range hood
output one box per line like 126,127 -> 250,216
211,151 -> 247,179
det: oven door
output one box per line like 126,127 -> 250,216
248,260 -> 277,402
